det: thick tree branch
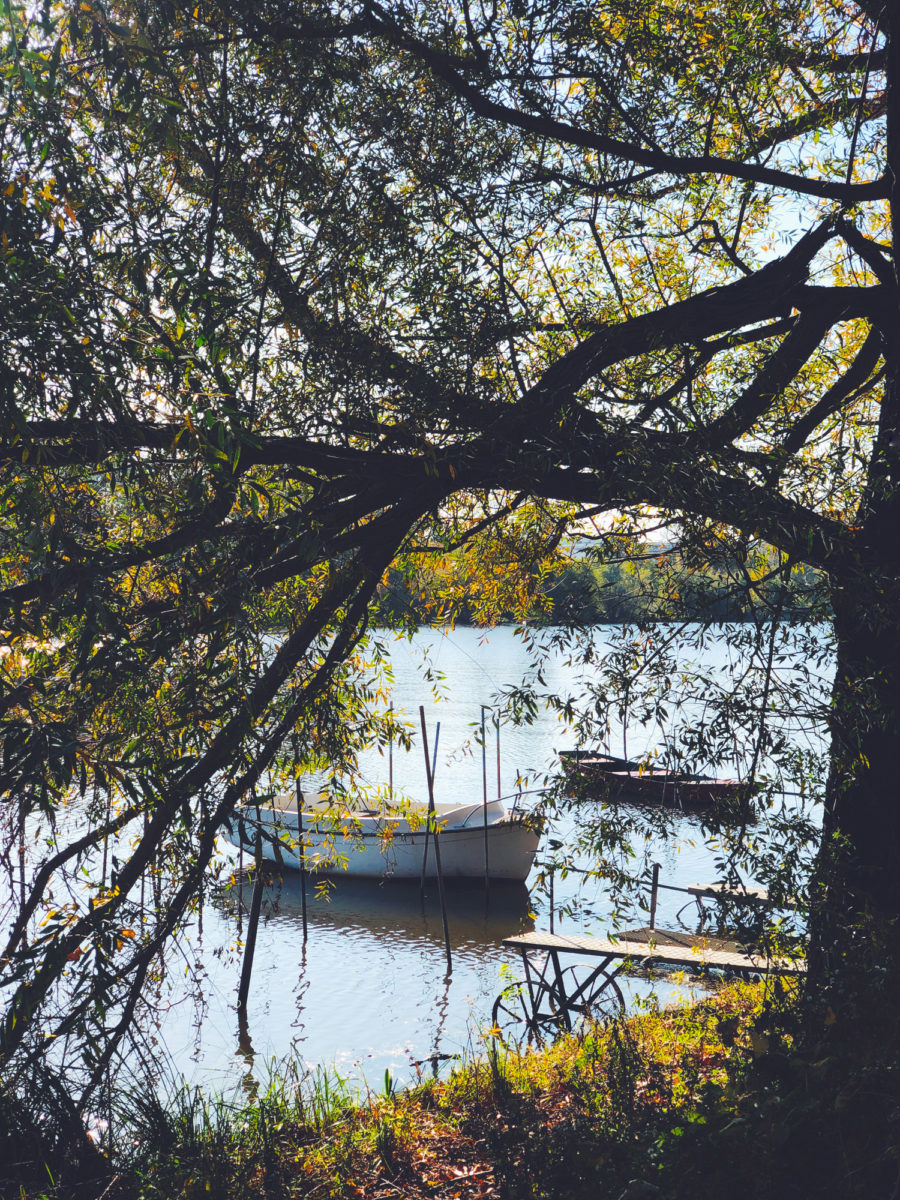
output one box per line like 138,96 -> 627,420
780,328 -> 884,456
699,311 -> 831,447
510,222 -> 844,425
488,450 -> 852,576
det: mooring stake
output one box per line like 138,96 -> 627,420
496,712 -> 501,801
649,862 -> 661,931
420,719 -> 440,885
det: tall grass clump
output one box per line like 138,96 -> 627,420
119,1062 -> 363,1200
0,1063 -> 109,1200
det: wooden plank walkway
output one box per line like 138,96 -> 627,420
687,882 -> 771,905
501,928 -> 805,976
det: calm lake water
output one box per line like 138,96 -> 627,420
140,623 -> 827,1094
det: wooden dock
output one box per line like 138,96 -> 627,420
492,926 -> 804,1045
492,866 -> 804,1045
502,928 -> 805,978
686,882 -> 772,905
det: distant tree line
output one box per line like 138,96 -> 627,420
373,545 -> 828,626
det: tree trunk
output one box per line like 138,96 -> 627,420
807,0 -> 900,1016
807,564 -> 900,1029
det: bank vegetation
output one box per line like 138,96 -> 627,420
4,978 -> 897,1200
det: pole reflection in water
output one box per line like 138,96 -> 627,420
236,1017 -> 258,1101
420,969 -> 453,1081
290,942 -> 310,1058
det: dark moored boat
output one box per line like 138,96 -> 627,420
559,750 -> 757,817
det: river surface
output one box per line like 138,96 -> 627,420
116,625 -> 833,1092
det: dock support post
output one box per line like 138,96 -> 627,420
649,862 -> 661,931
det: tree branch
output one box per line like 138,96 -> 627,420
361,4 -> 888,204
780,328 -> 884,457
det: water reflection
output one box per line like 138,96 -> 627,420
201,870 -> 535,1089
222,868 -> 534,949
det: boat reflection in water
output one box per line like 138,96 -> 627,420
224,867 -> 535,950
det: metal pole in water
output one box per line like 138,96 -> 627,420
419,705 -> 452,971
481,706 -> 489,892
420,718 -> 440,887
431,721 -> 441,785
293,737 -> 308,944
237,791 -> 265,1017
388,702 -> 393,804
496,713 -> 501,801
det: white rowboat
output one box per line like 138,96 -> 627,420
223,792 -> 540,882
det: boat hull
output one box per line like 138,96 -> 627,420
561,753 -> 757,818
223,806 -> 541,882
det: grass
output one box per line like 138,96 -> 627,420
4,977 -> 900,1199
